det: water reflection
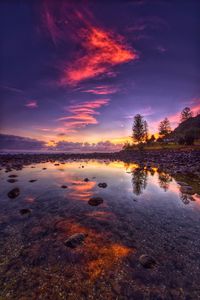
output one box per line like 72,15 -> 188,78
131,167 -> 148,195
0,159 -> 200,299
158,172 -> 173,192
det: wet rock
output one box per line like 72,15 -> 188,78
139,254 -> 156,268
84,178 -> 89,182
54,163 -> 60,166
42,168 -> 47,170
180,186 -> 193,194
98,182 -> 108,188
20,208 -> 31,215
7,187 -> 20,199
61,185 -> 67,188
8,174 -> 18,178
7,179 -> 18,183
88,197 -> 104,206
29,179 -> 37,183
64,233 -> 87,248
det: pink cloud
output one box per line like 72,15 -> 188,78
57,99 -> 109,132
62,26 -> 136,85
41,2 -> 137,85
83,85 -> 119,95
25,101 -> 38,109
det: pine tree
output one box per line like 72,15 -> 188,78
159,118 -> 171,136
132,114 -> 146,143
180,107 -> 193,123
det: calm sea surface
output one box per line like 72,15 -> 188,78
0,160 -> 200,299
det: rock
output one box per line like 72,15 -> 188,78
139,254 -> 156,268
42,168 -> 47,170
180,186 -> 193,194
61,185 -> 67,188
98,182 -> 108,188
20,208 -> 31,215
88,197 -> 104,206
8,174 -> 18,178
54,163 -> 60,166
29,179 -> 37,183
7,188 -> 20,199
7,179 -> 18,183
84,178 -> 89,182
64,233 -> 87,248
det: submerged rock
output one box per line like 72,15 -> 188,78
20,208 -> 31,215
88,197 -> 104,206
139,254 -> 156,268
98,182 -> 108,188
8,174 -> 18,178
64,233 -> 87,248
8,188 -> 20,199
7,179 -> 18,183
29,179 -> 37,183
61,185 -> 67,188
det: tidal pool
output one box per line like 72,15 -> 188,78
0,160 -> 200,299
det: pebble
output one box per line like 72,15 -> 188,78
98,182 -> 108,188
7,188 -> 20,199
61,185 -> 67,188
64,233 -> 87,248
20,208 -> 31,215
139,254 -> 156,268
88,197 -> 104,206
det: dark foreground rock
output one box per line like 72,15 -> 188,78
20,208 -> 31,215
7,179 -> 18,183
61,185 -> 67,189
7,188 -> 20,199
88,197 -> 104,206
64,233 -> 87,248
98,182 -> 107,188
139,254 -> 156,268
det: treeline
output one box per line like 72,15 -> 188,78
124,107 -> 200,149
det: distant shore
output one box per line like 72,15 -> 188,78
0,149 -> 200,177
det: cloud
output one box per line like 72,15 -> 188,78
54,140 -> 122,153
41,2 -> 137,85
57,99 -> 109,132
0,134 -> 45,150
62,26 -> 136,85
82,85 -> 119,95
25,101 -> 38,109
0,84 -> 23,94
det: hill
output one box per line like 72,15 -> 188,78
172,114 -> 200,139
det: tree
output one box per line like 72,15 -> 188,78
144,120 -> 148,142
149,134 -> 156,143
180,107 -> 193,123
132,114 -> 147,143
159,118 -> 171,137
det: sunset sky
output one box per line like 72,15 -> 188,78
0,0 -> 200,150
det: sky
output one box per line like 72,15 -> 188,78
0,0 -> 200,151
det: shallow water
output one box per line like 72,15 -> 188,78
0,160 -> 200,299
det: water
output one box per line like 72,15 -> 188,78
0,160 -> 200,299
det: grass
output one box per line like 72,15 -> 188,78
124,142 -> 200,151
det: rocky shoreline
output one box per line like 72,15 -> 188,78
0,149 -> 200,177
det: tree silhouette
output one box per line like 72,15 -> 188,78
159,118 -> 171,137
180,107 -> 193,123
132,114 -> 148,144
144,120 -> 148,142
